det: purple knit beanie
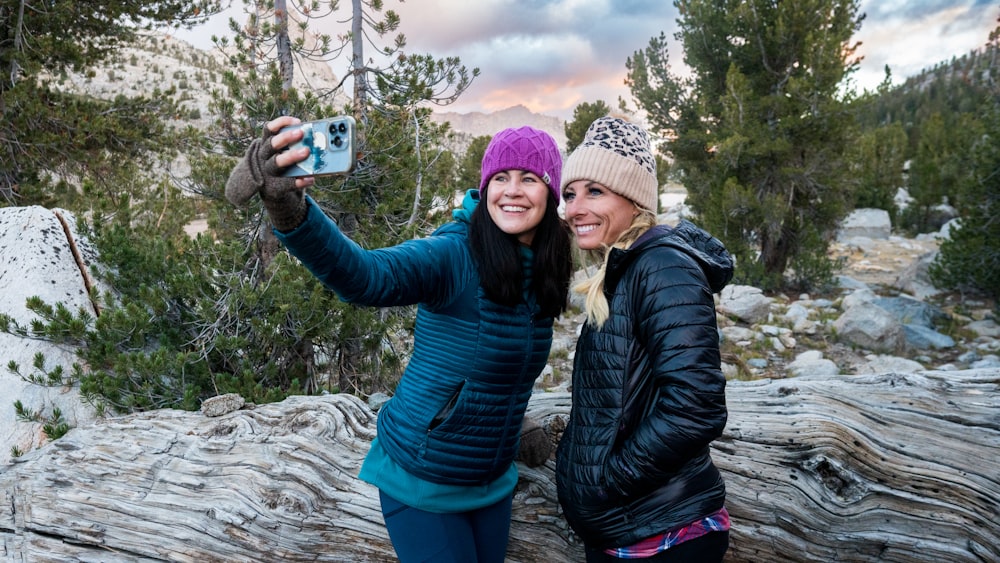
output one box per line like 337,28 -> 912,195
479,126 -> 562,201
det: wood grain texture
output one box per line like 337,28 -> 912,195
2,369 -> 997,562
711,369 -> 1000,563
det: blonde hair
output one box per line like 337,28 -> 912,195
574,209 -> 658,328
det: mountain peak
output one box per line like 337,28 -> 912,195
431,105 -> 567,151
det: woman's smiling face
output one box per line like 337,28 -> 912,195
562,180 -> 637,250
485,169 -> 550,246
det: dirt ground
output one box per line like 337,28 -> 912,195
829,236 -> 939,288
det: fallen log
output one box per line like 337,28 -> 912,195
715,368 -> 1000,563
1,369 -> 997,562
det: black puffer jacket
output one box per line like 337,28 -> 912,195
556,221 -> 734,549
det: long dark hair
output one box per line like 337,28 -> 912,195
468,190 -> 572,318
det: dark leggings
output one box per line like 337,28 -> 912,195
585,530 -> 730,563
379,490 -> 514,563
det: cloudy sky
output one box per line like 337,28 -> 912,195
177,0 -> 998,120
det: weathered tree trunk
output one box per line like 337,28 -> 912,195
2,369 -> 998,562
716,369 -> 999,562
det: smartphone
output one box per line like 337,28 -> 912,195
280,116 -> 357,177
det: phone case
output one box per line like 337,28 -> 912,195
280,116 -> 357,177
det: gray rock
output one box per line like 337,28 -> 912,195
892,250 -> 941,300
786,350 -> 840,376
718,285 -> 773,324
863,354 -> 925,373
200,393 -> 246,417
721,326 -> 757,344
957,351 -> 982,364
367,392 -> 391,411
903,324 -> 955,350
837,208 -> 891,241
783,303 -> 811,324
926,202 -> 959,232
967,319 -> 1000,338
937,218 -> 961,241
1,207 -> 103,466
835,275 -> 870,290
841,288 -> 878,311
794,350 -> 825,362
834,305 -> 907,353
971,355 -> 1000,369
787,358 -> 840,377
894,187 -> 914,210
872,296 -> 947,329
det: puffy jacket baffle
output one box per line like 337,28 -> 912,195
556,221 -> 734,549
276,192 -> 553,486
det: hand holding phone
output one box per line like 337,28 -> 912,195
280,116 -> 357,177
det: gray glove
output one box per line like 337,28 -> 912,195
225,125 -> 307,232
515,416 -> 551,467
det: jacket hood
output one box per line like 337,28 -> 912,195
629,221 -> 734,293
451,189 -> 480,224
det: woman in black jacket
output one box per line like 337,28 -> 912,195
556,116 -> 734,562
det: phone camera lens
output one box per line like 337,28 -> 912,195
338,123 -> 347,134
332,136 -> 344,148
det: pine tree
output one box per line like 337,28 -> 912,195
626,0 -> 864,290
564,100 -> 611,152
848,121 -> 907,216
930,18 -> 1000,302
186,0 -> 477,398
929,104 -> 1000,301
0,0 -> 222,207
3,1 -> 480,414
456,135 -> 491,190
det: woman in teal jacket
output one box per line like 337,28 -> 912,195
226,116 -> 572,562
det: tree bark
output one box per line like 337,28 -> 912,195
1,369 -> 997,562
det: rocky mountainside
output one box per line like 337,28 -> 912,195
430,105 -> 567,153
50,31 -> 350,132
53,31 -> 565,152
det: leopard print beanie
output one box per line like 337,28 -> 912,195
560,116 -> 658,213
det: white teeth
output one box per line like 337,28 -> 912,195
502,206 -> 527,212
576,225 -> 596,234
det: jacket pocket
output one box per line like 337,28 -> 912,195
428,380 -> 465,431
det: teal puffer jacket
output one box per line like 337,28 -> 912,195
275,191 -> 553,485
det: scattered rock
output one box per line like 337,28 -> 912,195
968,319 -> 1000,338
903,324 -> 956,350
787,350 -> 840,377
718,285 -> 773,324
837,208 -> 891,240
200,393 -> 246,417
862,354 -> 925,374
834,304 -> 907,353
892,250 -> 941,299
